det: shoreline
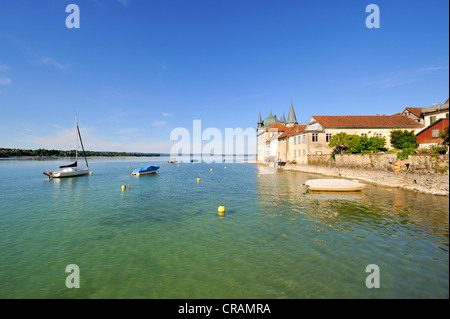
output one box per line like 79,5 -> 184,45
257,162 -> 449,196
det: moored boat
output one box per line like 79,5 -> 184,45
304,179 -> 366,192
131,165 -> 159,176
43,114 -> 90,179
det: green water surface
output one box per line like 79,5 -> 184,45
0,157 -> 448,298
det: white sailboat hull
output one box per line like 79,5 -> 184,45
51,167 -> 90,178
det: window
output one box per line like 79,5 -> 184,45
294,150 -> 297,158
361,133 -> 367,137
312,133 -> 318,142
430,116 -> 437,125
302,149 -> 306,156
326,133 -> 332,142
375,133 -> 383,138
302,135 -> 305,144
432,129 -> 439,138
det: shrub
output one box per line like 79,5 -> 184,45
390,130 -> 418,150
397,147 -> 415,159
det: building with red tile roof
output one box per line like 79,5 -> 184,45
401,99 -> 449,126
416,118 -> 449,148
303,114 -> 424,156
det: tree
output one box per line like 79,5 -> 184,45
440,126 -> 450,154
328,132 -> 353,154
440,127 -> 449,146
390,130 -> 418,150
328,132 -> 386,154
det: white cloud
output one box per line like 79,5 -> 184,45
0,63 -> 10,72
152,121 -> 167,127
361,78 -> 413,89
161,112 -> 172,117
42,58 -> 68,70
418,66 -> 449,72
0,77 -> 12,86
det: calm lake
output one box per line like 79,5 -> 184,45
0,157 -> 448,298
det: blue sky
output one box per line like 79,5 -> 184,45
0,0 -> 448,153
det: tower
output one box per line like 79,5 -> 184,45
286,99 -> 298,127
257,112 -> 263,128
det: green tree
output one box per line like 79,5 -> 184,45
328,132 -> 354,154
390,130 -> 418,150
440,127 -> 449,146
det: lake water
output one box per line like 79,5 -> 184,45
0,157 -> 448,298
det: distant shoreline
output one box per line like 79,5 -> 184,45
0,148 -> 162,158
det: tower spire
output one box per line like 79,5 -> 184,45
257,111 -> 263,128
286,99 -> 298,127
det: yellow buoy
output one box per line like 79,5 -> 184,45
197,178 -> 201,183
210,168 -> 213,171
121,185 -> 126,191
90,171 -> 93,175
224,166 -> 226,169
218,206 -> 226,216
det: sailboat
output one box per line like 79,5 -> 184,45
43,115 -> 90,178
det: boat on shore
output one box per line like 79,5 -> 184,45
43,115 -> 90,179
168,158 -> 177,163
131,165 -> 159,176
304,179 -> 366,192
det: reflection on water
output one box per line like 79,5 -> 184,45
257,169 -> 448,240
258,171 -> 449,297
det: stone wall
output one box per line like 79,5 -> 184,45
283,153 -> 449,196
307,153 -> 449,172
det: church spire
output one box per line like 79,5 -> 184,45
286,99 -> 298,127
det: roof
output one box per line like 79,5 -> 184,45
267,122 -> 288,132
278,124 -> 306,138
403,107 -> 423,118
416,118 -> 449,136
311,115 -> 424,128
421,103 -> 449,115
286,100 -> 298,124
261,110 -> 281,128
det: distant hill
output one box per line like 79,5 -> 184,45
0,148 -> 161,158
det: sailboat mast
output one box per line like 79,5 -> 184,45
76,118 -> 89,168
75,114 -> 78,161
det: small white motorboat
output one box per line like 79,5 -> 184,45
304,179 -> 366,192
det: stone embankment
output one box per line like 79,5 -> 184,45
280,154 -> 449,196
